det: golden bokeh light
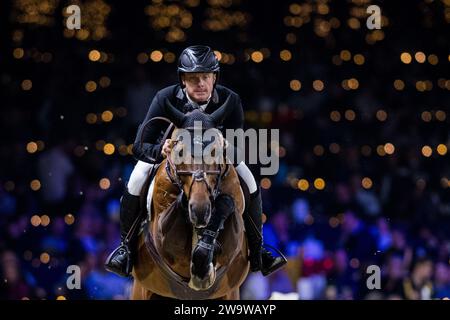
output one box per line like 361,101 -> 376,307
440,177 -> 449,188
64,214 -> 75,225
86,113 -> 97,124
88,50 -> 101,62
376,110 -> 388,121
347,78 -> 359,89
313,80 -> 324,91
30,215 -> 41,227
30,180 -> 41,191
251,51 -> 263,63
99,178 -> 111,190
298,179 -> 309,191
164,52 -> 176,63
13,48 -> 24,59
435,110 -> 446,121
421,111 -> 432,122
329,143 -> 340,154
40,253 -> 50,264
345,109 -> 356,121
329,217 -> 340,228
103,143 -> 115,155
362,177 -> 373,189
437,144 -> 447,156
330,110 -> 341,122
353,54 -> 365,65
377,145 -> 386,156
40,215 -> 50,227
290,79 -> 301,91
85,81 -> 97,92
313,145 -> 325,156
400,52 -> 412,64
314,178 -> 326,190
101,110 -> 114,122
289,3 -> 301,15
280,50 -> 292,61
150,50 -> 163,62
414,51 -> 426,63
415,81 -> 426,92
340,50 -> 351,61
384,143 -> 395,155
21,79 -> 32,91
260,178 -> 271,189
427,54 -> 438,65
27,142 -> 38,153
421,145 -> 432,157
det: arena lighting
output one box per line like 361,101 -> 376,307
362,177 -> 373,189
298,179 -> 309,191
65,214 -> 75,225
314,178 -> 326,190
99,178 -> 111,190
26,142 -> 38,153
290,80 -> 301,91
30,180 -> 41,191
251,51 -> 263,63
3,1 -> 449,304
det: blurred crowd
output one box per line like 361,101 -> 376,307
1,0 -> 449,299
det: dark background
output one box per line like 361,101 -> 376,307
0,0 -> 449,300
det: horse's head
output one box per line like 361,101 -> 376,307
167,127 -> 229,229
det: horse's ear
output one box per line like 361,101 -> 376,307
210,95 -> 232,125
164,98 -> 186,127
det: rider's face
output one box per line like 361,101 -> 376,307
182,72 -> 216,103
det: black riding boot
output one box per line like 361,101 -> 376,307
104,189 -> 141,277
244,187 -> 287,276
191,194 -> 235,279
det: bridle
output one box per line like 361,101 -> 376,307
165,139 -> 230,204
138,117 -> 231,204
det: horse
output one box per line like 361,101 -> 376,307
130,120 -> 249,300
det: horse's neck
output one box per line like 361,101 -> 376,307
153,200 -> 193,273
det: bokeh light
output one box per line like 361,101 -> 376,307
314,178 -> 326,190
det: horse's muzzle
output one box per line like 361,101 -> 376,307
189,202 -> 211,228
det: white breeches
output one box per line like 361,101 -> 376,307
127,161 -> 155,196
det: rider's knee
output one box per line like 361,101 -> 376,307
235,162 -> 257,194
127,161 -> 154,196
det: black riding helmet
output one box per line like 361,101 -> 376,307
178,45 -> 220,88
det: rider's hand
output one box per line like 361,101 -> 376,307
161,139 -> 173,158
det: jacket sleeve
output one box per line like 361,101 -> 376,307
131,92 -> 168,164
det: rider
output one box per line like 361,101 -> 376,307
105,45 -> 286,278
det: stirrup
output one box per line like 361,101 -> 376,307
261,244 -> 287,277
104,243 -> 133,277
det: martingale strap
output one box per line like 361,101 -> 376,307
143,201 -> 231,299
